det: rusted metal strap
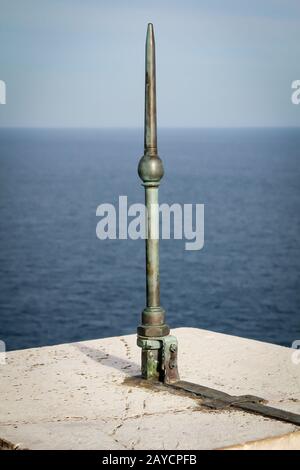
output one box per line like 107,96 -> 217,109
166,380 -> 300,426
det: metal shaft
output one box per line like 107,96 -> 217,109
145,185 -> 160,307
144,23 -> 157,155
138,23 -> 168,337
137,24 -> 172,380
143,24 -> 160,310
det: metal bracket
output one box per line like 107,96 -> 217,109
166,380 -> 300,426
137,335 -> 180,384
160,336 -> 180,384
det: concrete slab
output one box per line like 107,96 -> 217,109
0,328 -> 299,450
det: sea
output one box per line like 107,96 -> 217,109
0,128 -> 299,350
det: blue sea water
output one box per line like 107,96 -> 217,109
0,128 -> 299,351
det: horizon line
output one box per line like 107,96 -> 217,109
0,126 -> 299,130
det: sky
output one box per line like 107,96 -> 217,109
0,0 -> 299,127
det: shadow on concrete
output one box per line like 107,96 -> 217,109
73,343 -> 139,374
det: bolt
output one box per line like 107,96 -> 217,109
170,343 -> 177,353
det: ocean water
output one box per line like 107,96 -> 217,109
0,128 -> 299,351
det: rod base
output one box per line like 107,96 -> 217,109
137,324 -> 170,337
137,306 -> 170,337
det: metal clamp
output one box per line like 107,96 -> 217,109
137,335 -> 180,384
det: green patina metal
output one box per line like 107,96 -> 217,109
137,336 -> 179,383
137,24 -> 179,383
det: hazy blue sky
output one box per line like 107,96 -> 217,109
0,0 -> 299,127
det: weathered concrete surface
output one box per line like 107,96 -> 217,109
0,328 -> 299,450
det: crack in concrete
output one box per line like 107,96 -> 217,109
108,338 -> 136,449
0,406 -> 200,429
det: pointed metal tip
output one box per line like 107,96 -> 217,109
142,20 -> 158,162
147,23 -> 154,36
